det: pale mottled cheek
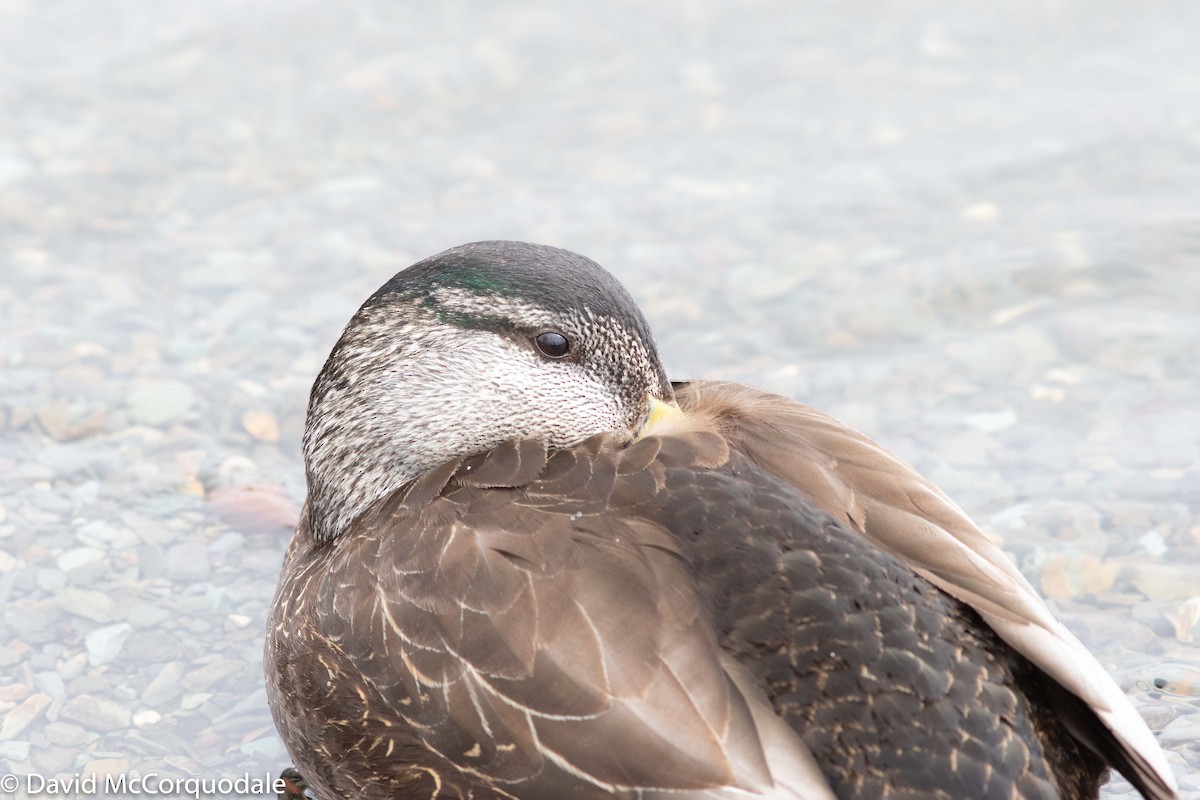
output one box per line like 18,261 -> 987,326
303,315 -> 654,542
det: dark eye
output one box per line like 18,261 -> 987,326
533,331 -> 571,359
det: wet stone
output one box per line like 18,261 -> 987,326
77,519 -> 138,549
1158,715 -> 1200,745
56,587 -> 118,623
142,661 -> 186,706
32,743 -> 75,774
0,642 -> 26,667
36,567 -> 67,592
209,532 -> 245,555
57,652 -> 88,681
5,600 -> 59,643
34,672 -> 65,699
60,695 -> 132,732
132,709 -> 161,727
0,693 -> 51,741
181,659 -> 243,692
26,651 -> 57,671
180,692 -> 212,711
1138,702 -> 1185,730
85,623 -> 133,666
123,630 -> 183,663
127,381 -> 195,426
83,756 -> 130,779
0,684 -> 32,702
57,546 -> 105,572
1130,603 -> 1177,639
165,540 -> 211,582
66,674 -> 110,696
65,559 -> 111,586
239,736 -> 284,759
43,721 -> 88,747
0,740 -> 30,761
136,544 -> 166,580
126,603 -> 172,627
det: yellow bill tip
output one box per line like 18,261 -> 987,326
634,397 -> 684,441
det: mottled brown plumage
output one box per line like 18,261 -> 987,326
265,242 -> 1178,800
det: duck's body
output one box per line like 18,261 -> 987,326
265,242 -> 1177,800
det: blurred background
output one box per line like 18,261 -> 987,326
1,0 -> 1198,796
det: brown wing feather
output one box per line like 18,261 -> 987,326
673,379 -> 1178,800
272,433 -> 798,799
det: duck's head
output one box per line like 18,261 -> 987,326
303,240 -> 675,543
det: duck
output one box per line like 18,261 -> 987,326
265,240 -> 1179,800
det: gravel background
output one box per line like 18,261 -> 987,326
1,1 -> 1198,797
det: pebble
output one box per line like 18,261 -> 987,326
963,409 -> 1018,433
26,651 -> 57,672
207,482 -> 299,532
56,587 -> 118,622
241,410 -> 281,443
57,546 -> 106,572
127,381 -> 196,426
83,757 -> 130,778
142,661 -> 186,706
1148,662 -> 1200,699
60,695 -> 132,732
1136,702 -> 1184,731
85,622 -> 133,666
43,721 -> 88,747
0,640 -> 30,665
0,683 -> 32,702
1039,554 -> 1117,601
1164,596 -> 1200,643
124,630 -> 183,663
57,652 -> 88,681
33,672 -> 66,714
0,693 -> 50,740
36,567 -> 67,592
1129,603 -> 1176,639
66,674 -> 109,696
182,659 -> 243,692
1137,530 -> 1169,558
1158,715 -> 1200,746
32,743 -> 75,773
240,736 -> 285,758
77,519 -> 138,548
1127,564 -> 1200,603
209,531 -> 246,555
0,740 -> 30,761
132,709 -> 162,727
126,603 -> 172,627
135,544 -> 166,580
165,540 -> 211,582
181,692 -> 213,711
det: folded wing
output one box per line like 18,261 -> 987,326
315,435 -> 832,798
674,380 -> 1177,800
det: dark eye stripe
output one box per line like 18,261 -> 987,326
534,331 -> 570,359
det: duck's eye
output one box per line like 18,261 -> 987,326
533,331 -> 571,359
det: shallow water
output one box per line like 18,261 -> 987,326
1,1 -> 1198,797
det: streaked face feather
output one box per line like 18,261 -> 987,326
302,242 -> 671,543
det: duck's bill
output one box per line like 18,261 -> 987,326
633,397 -> 684,441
